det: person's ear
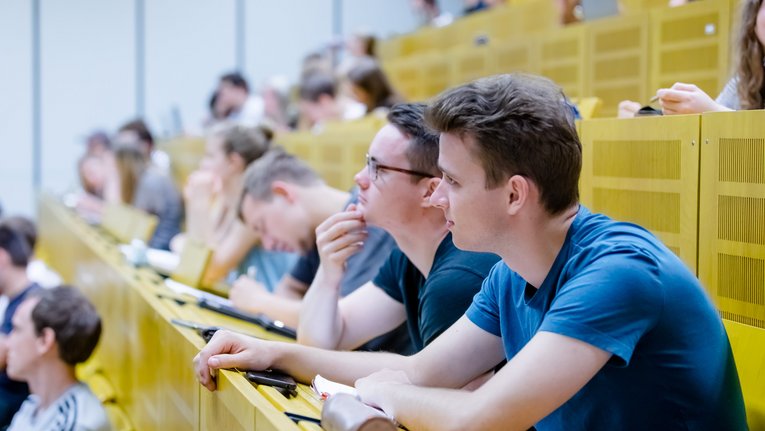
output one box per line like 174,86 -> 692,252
506,175 -> 529,215
421,177 -> 441,205
37,327 -> 56,355
228,152 -> 246,172
271,181 -> 297,204
0,249 -> 10,267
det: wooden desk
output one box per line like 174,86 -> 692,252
37,194 -> 322,431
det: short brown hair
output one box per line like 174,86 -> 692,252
30,286 -> 102,366
387,103 -> 441,182
239,148 -> 322,213
426,74 -> 581,215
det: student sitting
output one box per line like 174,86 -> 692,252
620,0 -> 765,116
194,75 -> 746,431
114,144 -> 183,250
176,124 -> 296,289
6,286 -> 109,431
230,149 -> 405,354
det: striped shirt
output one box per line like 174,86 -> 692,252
8,383 -> 110,431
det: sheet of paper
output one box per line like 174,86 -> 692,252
311,374 -> 358,400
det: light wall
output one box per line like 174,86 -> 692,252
0,0 -> 465,217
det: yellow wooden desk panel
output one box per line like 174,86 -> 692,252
38,195 -> 320,430
649,0 -> 730,99
580,115 -> 700,273
699,110 -> 765,328
724,320 -> 765,429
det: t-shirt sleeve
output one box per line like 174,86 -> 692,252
372,247 -> 407,303
466,262 -> 504,338
715,77 -> 741,110
539,247 -> 664,366
419,263 -> 494,346
289,247 -> 320,285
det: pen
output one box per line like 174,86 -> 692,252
284,412 -> 321,425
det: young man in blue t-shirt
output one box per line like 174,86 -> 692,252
193,74 -> 746,430
350,74 -> 747,430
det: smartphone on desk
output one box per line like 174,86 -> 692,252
246,370 -> 298,398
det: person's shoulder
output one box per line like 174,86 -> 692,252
71,384 -> 111,430
570,207 -> 665,257
436,238 -> 501,277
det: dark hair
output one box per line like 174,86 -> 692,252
387,103 -> 441,182
2,216 -> 36,250
0,224 -> 32,267
209,123 -> 273,166
220,72 -> 250,93
299,73 -> 337,102
347,58 -> 402,111
357,34 -> 376,57
238,148 -> 322,218
118,119 -> 154,148
30,286 -> 102,366
425,74 -> 581,215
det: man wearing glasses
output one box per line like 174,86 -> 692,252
297,103 -> 499,352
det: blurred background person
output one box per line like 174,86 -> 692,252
176,124 -> 297,289
114,144 -> 182,250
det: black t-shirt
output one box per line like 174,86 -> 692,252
373,233 -> 500,351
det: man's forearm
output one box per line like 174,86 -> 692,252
362,382 -> 536,431
249,294 -> 302,328
297,267 -> 345,349
274,343 -> 410,386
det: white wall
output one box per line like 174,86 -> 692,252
0,0 -> 469,217
244,0 -> 334,86
0,1 -> 34,216
39,0 -> 136,197
144,0 -> 237,137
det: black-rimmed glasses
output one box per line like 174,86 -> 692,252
366,154 -> 435,182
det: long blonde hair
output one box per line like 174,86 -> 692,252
114,145 -> 147,204
736,0 -> 765,109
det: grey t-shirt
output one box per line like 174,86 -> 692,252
715,77 -> 741,110
132,166 -> 183,250
8,382 -> 111,431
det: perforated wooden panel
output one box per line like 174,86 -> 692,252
450,44 -> 492,86
276,130 -> 318,168
539,24 -> 587,99
383,56 -> 426,101
489,38 -> 539,75
312,118 -> 383,191
420,52 -> 453,99
585,13 -> 650,117
700,110 -> 765,330
649,0 -> 730,98
580,115 -> 700,272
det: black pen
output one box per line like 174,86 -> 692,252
284,412 -> 321,425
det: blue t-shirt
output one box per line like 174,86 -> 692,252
230,247 -> 298,292
467,206 -> 747,430
374,233 -> 500,351
0,283 -> 41,426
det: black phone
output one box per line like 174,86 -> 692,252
245,370 -> 298,398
